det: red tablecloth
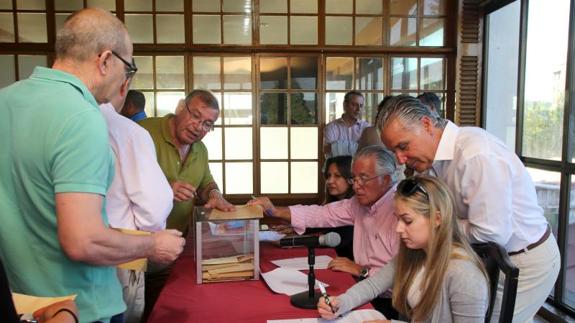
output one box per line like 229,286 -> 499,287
148,242 -> 369,323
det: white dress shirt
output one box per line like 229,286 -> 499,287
432,121 -> 548,252
324,116 -> 370,157
100,103 -> 173,232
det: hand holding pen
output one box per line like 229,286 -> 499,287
317,282 -> 339,319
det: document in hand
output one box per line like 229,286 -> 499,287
266,309 -> 386,322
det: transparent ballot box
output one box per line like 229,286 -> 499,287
194,205 -> 263,284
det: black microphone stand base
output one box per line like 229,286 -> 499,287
290,290 -> 321,309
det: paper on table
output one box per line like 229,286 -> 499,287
12,293 -> 76,314
259,230 -> 286,242
271,255 -> 332,271
261,267 -> 328,296
266,309 -> 386,323
116,228 -> 151,271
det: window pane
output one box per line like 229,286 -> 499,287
363,92 -> 383,123
54,0 -> 82,11
355,17 -> 382,46
225,127 -> 252,160
522,0 -> 568,160
124,0 -> 152,11
326,0 -> 352,14
261,162 -> 288,193
87,0 -> 115,11
156,91 -> 184,116
55,13 -> 68,33
260,0 -> 286,13
390,0 -> 417,15
17,13 -> 47,43
225,162 -> 253,194
291,57 -> 317,89
291,127 -> 318,159
156,56 -> 184,89
291,0 -> 317,13
156,14 -> 185,43
356,57 -> 384,90
391,57 -> 417,90
222,0 -> 251,12
132,56 -> 154,89
0,0 -> 12,9
125,14 -> 153,43
208,162 -> 223,190
0,55 -> 15,88
203,127 -> 223,160
141,91 -> 155,117
356,0 -> 382,14
193,0 -> 219,12
260,127 -> 288,159
18,55 -> 46,80
420,18 -> 444,46
224,57 -> 251,90
291,162 -> 318,193
223,15 -> 252,45
326,57 -> 353,90
193,57 -> 221,90
389,17 -> 416,46
156,0 -> 183,12
223,93 -> 252,125
0,13 -> 14,42
260,93 -> 287,124
291,93 -> 317,124
260,57 -> 287,89
484,2 -> 519,150
423,0 -> 446,15
325,16 -> 352,45
16,0 -> 44,10
421,57 -> 443,90
325,92 -> 346,122
527,168 -> 560,238
564,175 -> 575,307
260,16 -> 287,44
290,16 -> 317,45
193,15 -> 221,44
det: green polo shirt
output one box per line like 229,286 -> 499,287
0,67 -> 123,323
139,115 -> 214,232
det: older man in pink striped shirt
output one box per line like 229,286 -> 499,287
249,145 -> 399,279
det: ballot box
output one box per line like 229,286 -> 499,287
193,205 -> 263,284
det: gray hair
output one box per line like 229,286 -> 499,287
185,89 -> 219,111
354,145 -> 399,184
376,95 -> 446,132
55,8 -> 129,62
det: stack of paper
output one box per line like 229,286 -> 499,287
202,254 -> 255,282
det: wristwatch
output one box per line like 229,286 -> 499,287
359,266 -> 370,279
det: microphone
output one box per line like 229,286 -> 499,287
279,232 -> 341,248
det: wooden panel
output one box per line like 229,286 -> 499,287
457,55 -> 479,125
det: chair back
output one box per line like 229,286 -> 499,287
471,242 -> 519,323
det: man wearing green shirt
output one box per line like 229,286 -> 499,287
139,89 -> 234,319
0,8 -> 184,323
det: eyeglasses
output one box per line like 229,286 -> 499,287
111,50 -> 138,79
185,102 -> 215,132
397,178 -> 429,199
347,174 -> 385,186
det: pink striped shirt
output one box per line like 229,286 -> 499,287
289,185 -> 399,276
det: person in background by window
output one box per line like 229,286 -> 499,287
357,95 -> 394,152
377,95 -> 560,322
121,90 -> 147,122
318,175 -> 489,323
323,91 -> 370,158
416,92 -> 442,118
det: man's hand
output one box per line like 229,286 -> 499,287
327,257 -> 362,276
318,295 -> 340,320
172,181 -> 197,202
33,300 -> 78,323
204,190 -> 236,211
148,229 -> 186,264
247,196 -> 276,216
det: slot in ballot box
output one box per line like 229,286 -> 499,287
193,205 -> 263,284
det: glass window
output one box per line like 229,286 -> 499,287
260,93 -> 287,125
18,55 -> 47,79
527,168 -> 561,237
290,16 -> 317,45
194,57 -> 221,90
392,57 -> 417,90
223,15 -> 252,45
389,17 -> 416,46
0,55 -> 15,88
291,0 -> 317,13
565,175 -> 575,308
291,162 -> 318,193
326,0 -> 352,14
156,56 -> 185,89
193,15 -> 221,44
355,17 -> 382,46
223,57 -> 251,90
325,16 -> 353,45
326,57 -> 353,90
202,128 -> 223,160
260,0 -> 286,13
156,14 -> 185,43
225,162 -> 253,194
225,128 -> 253,160
260,127 -> 288,159
261,162 -> 288,193
125,14 -> 154,43
17,13 -> 46,43
0,13 -> 15,42
260,16 -> 287,45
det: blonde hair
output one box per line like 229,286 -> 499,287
391,175 -> 487,321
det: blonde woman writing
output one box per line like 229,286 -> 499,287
318,175 -> 489,323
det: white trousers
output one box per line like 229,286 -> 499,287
490,234 -> 560,323
117,268 -> 145,323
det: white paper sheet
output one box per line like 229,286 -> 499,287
267,309 -> 386,323
261,267 -> 328,296
259,230 -> 286,242
271,255 -> 333,271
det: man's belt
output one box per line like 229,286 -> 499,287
508,225 -> 551,256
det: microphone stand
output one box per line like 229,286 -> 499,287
290,246 -> 320,309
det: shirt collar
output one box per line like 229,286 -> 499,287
337,115 -> 362,127
30,66 -> 99,109
434,120 -> 458,162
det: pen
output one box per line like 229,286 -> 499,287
318,282 -> 335,314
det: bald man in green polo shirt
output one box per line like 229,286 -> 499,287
139,89 -> 235,319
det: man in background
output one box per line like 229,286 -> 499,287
121,89 -> 147,122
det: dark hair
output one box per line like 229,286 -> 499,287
324,156 -> 354,203
125,90 -> 146,112
375,95 -> 394,120
343,91 -> 364,103
417,92 -> 441,114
